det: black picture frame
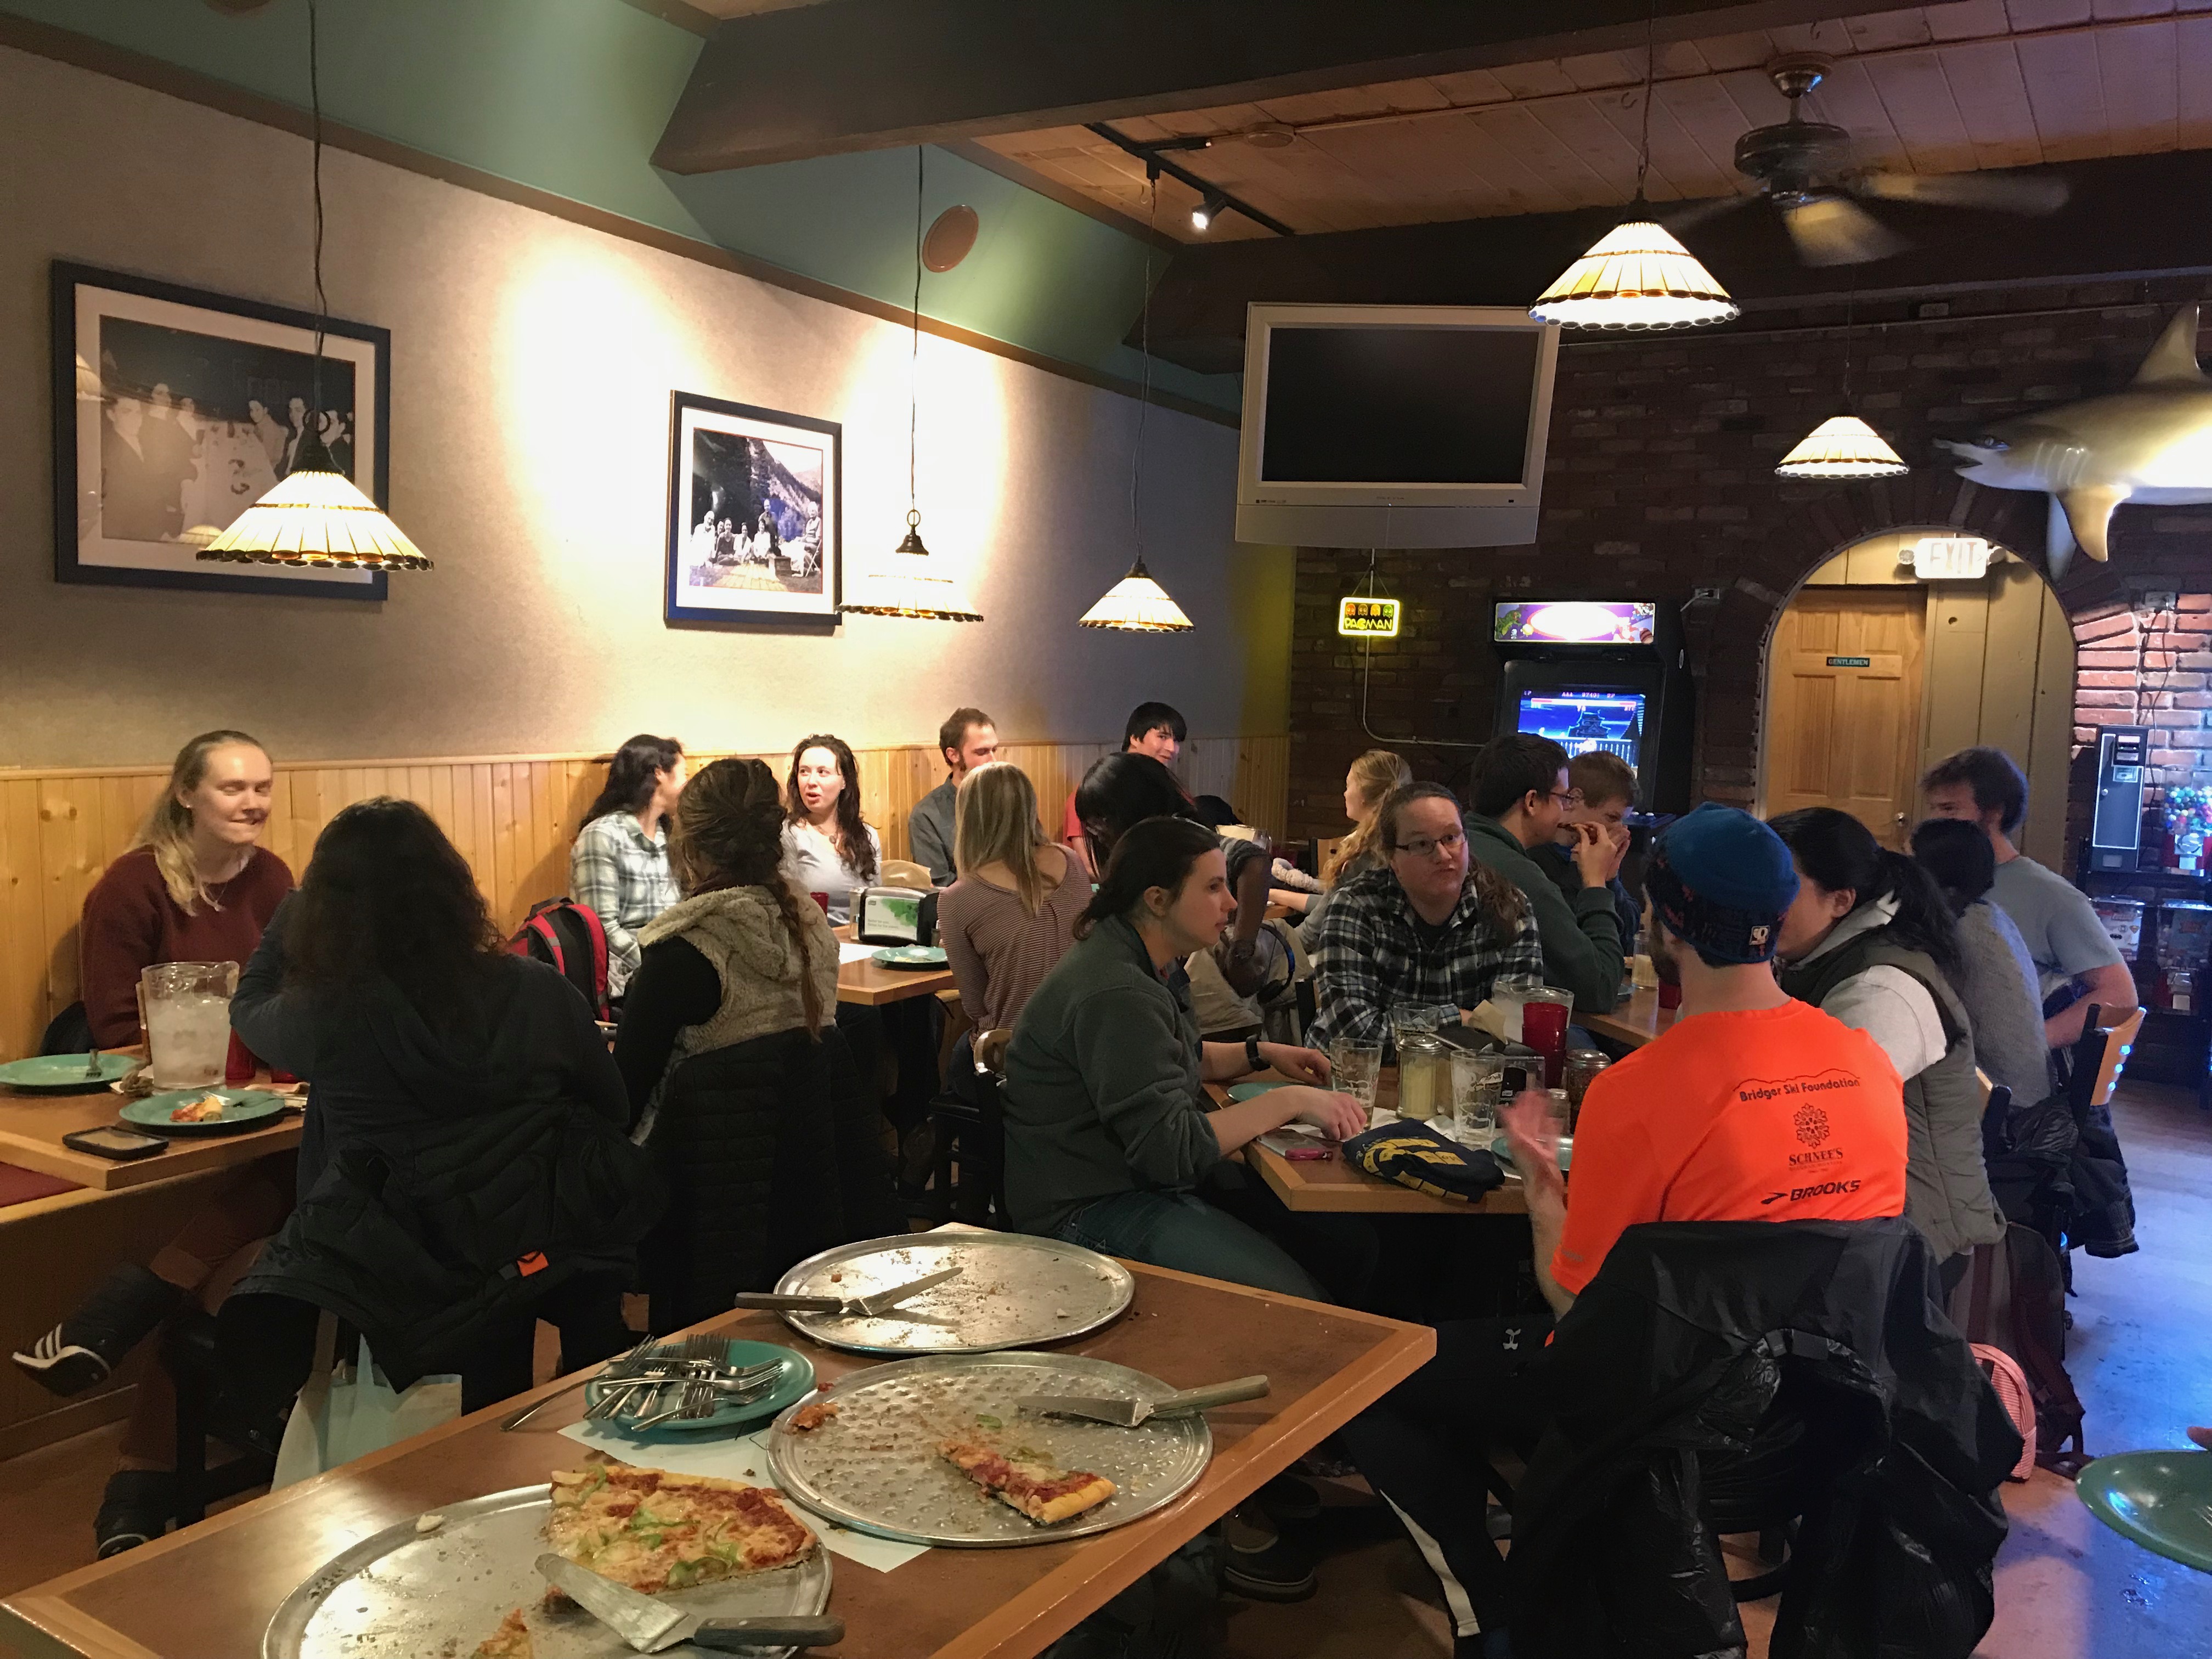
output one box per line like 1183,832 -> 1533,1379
664,390 -> 841,631
51,261 -> 393,601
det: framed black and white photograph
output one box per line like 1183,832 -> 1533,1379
51,262 -> 391,601
665,391 -> 839,628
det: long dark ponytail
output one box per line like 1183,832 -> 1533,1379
1769,807 -> 1962,978
583,734 -> 682,827
1076,816 -> 1221,940
673,758 -> 826,1037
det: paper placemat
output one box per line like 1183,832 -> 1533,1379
837,943 -> 879,964
559,1421 -> 930,1572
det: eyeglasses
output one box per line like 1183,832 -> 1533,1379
1392,830 -> 1465,861
1551,791 -> 1578,808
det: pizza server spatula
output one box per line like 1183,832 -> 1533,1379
1013,1374 -> 1271,1428
537,1555 -> 844,1652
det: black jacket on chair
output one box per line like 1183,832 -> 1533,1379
1509,1217 -> 2021,1659
639,1023 -> 901,1333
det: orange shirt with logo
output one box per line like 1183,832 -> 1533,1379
1551,998 -> 1910,1297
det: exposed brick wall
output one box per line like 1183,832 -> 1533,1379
2068,595 -> 2212,855
1286,278 -> 2212,861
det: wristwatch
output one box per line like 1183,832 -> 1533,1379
1245,1036 -> 1264,1074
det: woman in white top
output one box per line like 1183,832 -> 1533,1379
780,733 -> 881,924
571,735 -> 687,997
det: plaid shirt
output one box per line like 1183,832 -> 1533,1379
1306,864 -> 1544,1050
570,812 -> 681,995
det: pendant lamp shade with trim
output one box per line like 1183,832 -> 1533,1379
196,0 -> 426,573
1079,559 -> 1193,631
1773,414 -> 1909,479
1530,219 -> 1739,330
843,147 -> 982,623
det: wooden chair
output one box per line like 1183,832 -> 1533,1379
926,1028 -> 1010,1227
2086,1006 -> 2145,1110
1316,835 -> 1348,878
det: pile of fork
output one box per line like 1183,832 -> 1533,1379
581,1335 -> 787,1431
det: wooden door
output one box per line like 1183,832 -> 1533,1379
1764,588 -> 1927,847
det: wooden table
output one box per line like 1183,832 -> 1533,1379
1,1263 -> 1434,1659
835,926 -> 960,1007
1206,1071 -> 1527,1217
0,1084 -> 300,1193
1582,986 -> 1677,1052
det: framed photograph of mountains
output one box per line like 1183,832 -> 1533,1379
665,391 -> 840,628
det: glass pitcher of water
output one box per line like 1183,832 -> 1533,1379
140,961 -> 239,1088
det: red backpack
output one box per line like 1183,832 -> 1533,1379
507,898 -> 611,1021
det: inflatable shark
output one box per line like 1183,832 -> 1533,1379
1936,303 -> 2212,578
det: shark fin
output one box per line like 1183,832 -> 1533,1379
2057,483 -> 2126,563
2132,303 -> 2207,387
2045,494 -> 2076,580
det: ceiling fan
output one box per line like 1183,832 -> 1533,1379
1671,55 -> 2069,266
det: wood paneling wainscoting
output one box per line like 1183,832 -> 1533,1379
0,735 -> 1289,1062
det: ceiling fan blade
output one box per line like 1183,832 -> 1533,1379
1849,170 -> 2069,215
1781,194 -> 1910,266
1662,193 -> 1756,233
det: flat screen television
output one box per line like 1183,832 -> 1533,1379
1235,304 -> 1559,549
1515,689 -> 1647,768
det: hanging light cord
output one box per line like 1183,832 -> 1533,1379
1841,267 -> 1859,411
1633,0 -> 1655,206
1129,174 -> 1156,573
307,0 -> 327,421
909,145 -> 922,520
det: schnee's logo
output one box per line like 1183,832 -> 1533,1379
1793,1104 -> 1831,1148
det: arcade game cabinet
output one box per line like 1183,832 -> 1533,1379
1490,599 -> 1694,815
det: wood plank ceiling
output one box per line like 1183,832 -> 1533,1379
979,0 -> 2212,241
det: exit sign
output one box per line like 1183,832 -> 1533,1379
1909,536 -> 1994,579
1338,596 -> 1402,637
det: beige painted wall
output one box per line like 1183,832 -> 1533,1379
1797,533 -> 2074,867
0,46 -> 1289,772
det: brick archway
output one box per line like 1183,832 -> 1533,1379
1691,473 -> 2059,809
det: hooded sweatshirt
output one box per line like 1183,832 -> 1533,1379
232,894 -> 628,1199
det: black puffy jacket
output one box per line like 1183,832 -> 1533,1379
1509,1217 -> 2021,1659
639,1024 -> 901,1333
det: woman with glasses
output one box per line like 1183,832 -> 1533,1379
1306,782 -> 1544,1049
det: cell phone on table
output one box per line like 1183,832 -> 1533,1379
1500,1066 -> 1531,1098
63,1126 -> 171,1161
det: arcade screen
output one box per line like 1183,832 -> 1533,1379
1493,600 -> 1656,645
1516,689 -> 1647,765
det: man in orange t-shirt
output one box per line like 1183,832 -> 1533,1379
1509,803 -> 1909,1314
1342,805 -> 1909,1659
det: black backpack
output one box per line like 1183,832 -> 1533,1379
507,898 -> 611,1022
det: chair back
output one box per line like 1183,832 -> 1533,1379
2086,1006 -> 2143,1110
1316,835 -> 1347,879
879,858 -> 933,889
974,1027 -> 1013,1076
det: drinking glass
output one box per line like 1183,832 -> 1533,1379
1520,986 -> 1576,1090
141,961 -> 239,1088
1328,1037 -> 1383,1124
1448,1048 -> 1507,1141
1490,974 -> 1544,1042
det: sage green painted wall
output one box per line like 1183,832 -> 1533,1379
1,0 -> 1237,408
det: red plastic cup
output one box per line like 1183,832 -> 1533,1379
1658,978 -> 1683,1014
810,891 -> 831,915
1521,998 -> 1571,1089
224,1030 -> 256,1085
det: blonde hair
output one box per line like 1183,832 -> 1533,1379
1323,748 -> 1412,888
135,730 -> 269,913
952,763 -> 1052,915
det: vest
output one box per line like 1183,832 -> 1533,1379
1781,931 -> 2006,1265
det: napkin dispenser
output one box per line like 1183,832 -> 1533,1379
856,886 -> 937,946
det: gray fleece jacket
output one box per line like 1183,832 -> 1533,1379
1465,814 -> 1625,1018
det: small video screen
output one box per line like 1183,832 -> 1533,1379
1516,689 -> 1645,764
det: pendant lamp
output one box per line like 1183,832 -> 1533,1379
1080,173 -> 1193,632
1774,278 -> 1907,479
842,147 -> 983,622
1529,9 -> 1738,331
200,0 -> 427,572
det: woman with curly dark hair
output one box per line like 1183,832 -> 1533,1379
616,759 -> 894,1329
222,799 -> 654,1421
780,733 -> 880,923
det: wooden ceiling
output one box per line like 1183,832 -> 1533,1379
978,1 -> 2212,242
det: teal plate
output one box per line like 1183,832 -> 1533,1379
1228,1080 -> 1289,1102
1492,1134 -> 1573,1173
872,946 -> 948,969
2078,1451 -> 2212,1573
120,1087 -> 287,1137
0,1053 -> 136,1092
586,1339 -> 814,1438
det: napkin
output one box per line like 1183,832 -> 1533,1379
837,942 -> 879,964
558,1421 -> 930,1572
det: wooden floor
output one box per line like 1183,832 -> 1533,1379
2,1086 -> 2208,1658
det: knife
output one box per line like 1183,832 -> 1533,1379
1014,1375 -> 1272,1429
535,1555 -> 844,1653
733,1266 -> 963,1319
